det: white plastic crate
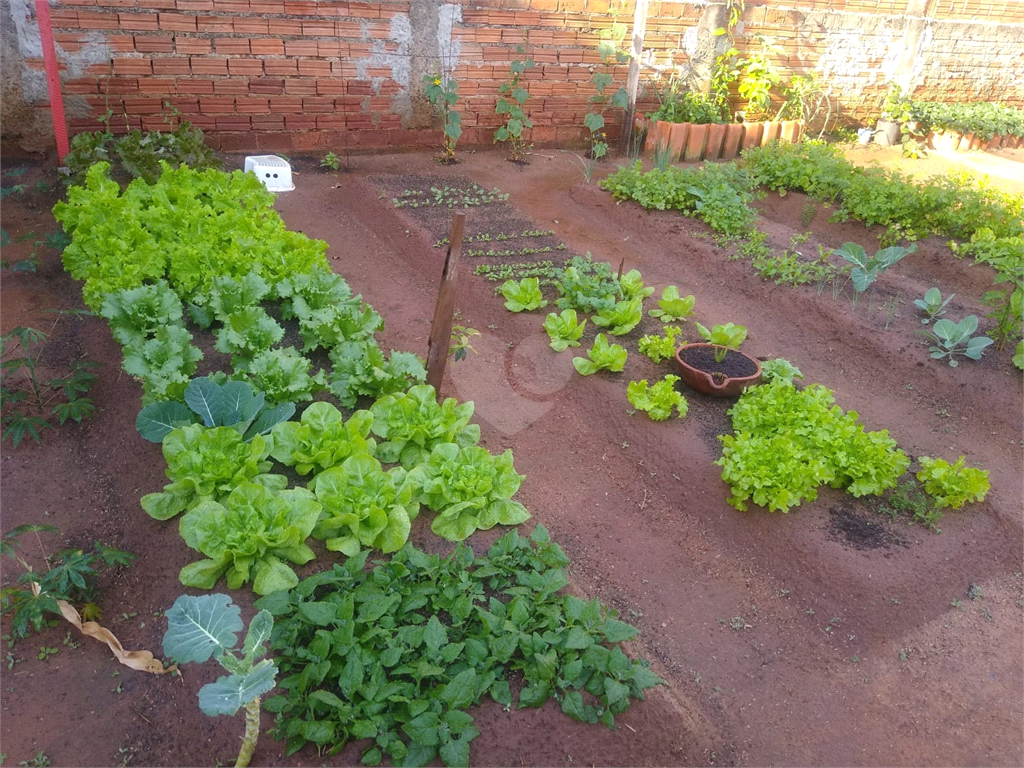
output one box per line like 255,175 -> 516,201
244,155 -> 294,192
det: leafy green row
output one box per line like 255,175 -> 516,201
910,100 -> 1024,141
255,525 -> 662,767
716,379 -> 910,513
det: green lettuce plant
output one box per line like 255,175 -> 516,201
178,482 -> 320,594
592,297 -> 643,336
759,358 -> 803,386
543,309 -> 588,351
716,380 -> 910,513
573,334 -> 628,375
407,443 -> 531,542
309,455 -> 418,555
214,307 -> 285,366
141,425 -> 283,520
648,286 -> 695,323
243,347 -> 325,405
162,594 -> 277,768
916,456 -> 990,510
189,272 -> 272,329
500,277 -> 548,312
135,376 -> 295,443
913,287 -> 954,324
369,384 -> 480,468
99,280 -> 184,347
618,269 -> 654,301
627,375 -> 688,421
696,322 -> 747,362
1014,340 -> 1023,370
327,339 -> 426,408
121,325 -> 204,404
270,402 -> 375,476
922,315 -> 993,366
637,325 -> 683,363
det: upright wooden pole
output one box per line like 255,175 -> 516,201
618,0 -> 649,155
425,212 -> 466,398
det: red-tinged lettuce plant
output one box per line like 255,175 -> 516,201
269,402 -> 376,476
369,384 -> 481,468
309,455 -> 419,556
162,594 -> 277,768
141,424 -> 284,520
407,443 -> 531,542
178,482 -> 320,595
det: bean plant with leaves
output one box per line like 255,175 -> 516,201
494,52 -> 535,162
424,73 -> 463,163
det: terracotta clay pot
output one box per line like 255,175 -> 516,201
705,123 -> 727,160
760,121 -> 782,146
721,123 -> 745,160
684,123 -> 709,161
674,343 -> 762,398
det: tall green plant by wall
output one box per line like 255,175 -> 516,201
494,50 -> 535,162
585,20 -> 630,159
424,73 -> 462,164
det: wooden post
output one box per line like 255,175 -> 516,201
425,212 -> 466,398
618,0 -> 649,155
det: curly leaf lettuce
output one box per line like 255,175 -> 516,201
178,482 -> 320,595
270,402 -> 376,475
407,443 -> 530,541
369,384 -> 480,468
626,375 -> 688,421
309,455 -> 419,555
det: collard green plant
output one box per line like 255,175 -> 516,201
141,425 -> 283,520
627,375 -> 688,421
406,443 -> 530,542
592,297 -> 644,336
178,482 -> 320,595
913,287 -> 954,324
121,325 -> 203,404
573,334 -> 628,376
99,280 -> 184,347
834,242 -> 917,294
162,594 -> 277,768
500,277 -> 548,312
637,325 -> 684,363
256,526 -> 661,766
270,402 -> 376,476
135,376 -> 295,443
922,315 -> 993,366
369,384 -> 480,468
309,455 -> 418,555
916,456 -> 990,510
2,524 -> 134,638
543,309 -> 588,352
327,340 -> 427,408
648,286 -> 695,323
715,380 -> 910,513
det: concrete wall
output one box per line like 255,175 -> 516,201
1,0 -> 1021,153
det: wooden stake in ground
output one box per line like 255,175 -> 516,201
618,0 -> 649,155
425,212 -> 466,397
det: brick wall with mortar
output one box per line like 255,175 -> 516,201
2,0 -> 1022,154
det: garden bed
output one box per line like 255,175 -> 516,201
1,145 -> 1022,767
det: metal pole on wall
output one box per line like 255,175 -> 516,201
618,0 -> 649,155
35,0 -> 71,161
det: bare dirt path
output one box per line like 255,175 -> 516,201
1,144 -> 1021,767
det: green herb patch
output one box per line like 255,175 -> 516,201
256,525 -> 661,766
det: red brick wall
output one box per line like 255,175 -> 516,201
16,0 -> 1024,153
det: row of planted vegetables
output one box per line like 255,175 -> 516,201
52,161 -> 662,767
